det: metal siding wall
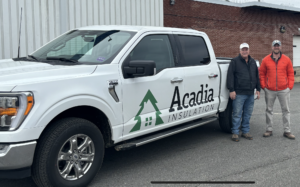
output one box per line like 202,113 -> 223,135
0,1 -> 3,58
293,36 -> 300,67
0,0 -> 163,60
2,0 -> 10,58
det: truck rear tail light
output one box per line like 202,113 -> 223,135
0,93 -> 34,131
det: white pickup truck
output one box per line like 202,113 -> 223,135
0,26 -> 233,187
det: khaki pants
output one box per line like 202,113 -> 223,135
264,88 -> 291,133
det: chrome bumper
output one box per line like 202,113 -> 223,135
0,141 -> 36,170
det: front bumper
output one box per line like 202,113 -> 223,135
0,141 -> 36,170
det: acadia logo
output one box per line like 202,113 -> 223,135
167,84 -> 215,123
169,84 -> 214,112
130,90 -> 164,132
130,84 -> 215,132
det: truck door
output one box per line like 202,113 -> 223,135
172,33 -> 220,121
119,32 -> 185,140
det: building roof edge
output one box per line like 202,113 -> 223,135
193,0 -> 300,13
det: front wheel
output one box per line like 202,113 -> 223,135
218,98 -> 233,133
32,118 -> 104,187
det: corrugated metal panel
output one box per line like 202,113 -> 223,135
293,36 -> 300,67
0,0 -> 163,60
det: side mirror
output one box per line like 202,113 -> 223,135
123,60 -> 156,77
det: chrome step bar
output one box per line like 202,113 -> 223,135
115,116 -> 218,151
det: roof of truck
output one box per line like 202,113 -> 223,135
77,25 -> 203,34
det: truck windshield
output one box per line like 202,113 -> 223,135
31,30 -> 136,64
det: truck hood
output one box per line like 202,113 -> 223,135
0,59 -> 97,91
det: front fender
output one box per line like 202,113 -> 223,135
36,95 -> 118,127
0,95 -> 122,142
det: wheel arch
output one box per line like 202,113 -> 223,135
36,96 -> 119,148
44,106 -> 115,148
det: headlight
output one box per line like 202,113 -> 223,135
0,92 -> 34,131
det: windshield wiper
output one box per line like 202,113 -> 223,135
46,57 -> 78,63
27,55 -> 38,61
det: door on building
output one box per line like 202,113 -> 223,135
293,36 -> 300,67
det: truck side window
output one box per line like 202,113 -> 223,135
177,35 -> 211,66
128,35 -> 175,73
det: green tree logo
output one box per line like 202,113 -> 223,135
130,90 -> 164,132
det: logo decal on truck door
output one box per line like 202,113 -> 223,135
130,90 -> 164,132
169,84 -> 214,112
167,84 -> 215,122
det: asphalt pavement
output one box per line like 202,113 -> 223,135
2,84 -> 300,187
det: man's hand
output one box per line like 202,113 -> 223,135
256,91 -> 260,100
230,91 -> 236,100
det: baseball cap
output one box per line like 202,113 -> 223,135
272,40 -> 281,46
240,43 -> 249,49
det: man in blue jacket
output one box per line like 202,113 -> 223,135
227,43 -> 261,142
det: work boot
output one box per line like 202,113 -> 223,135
232,134 -> 239,142
241,133 -> 253,140
283,132 -> 295,140
263,131 -> 273,137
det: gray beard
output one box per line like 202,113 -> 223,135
273,51 -> 280,54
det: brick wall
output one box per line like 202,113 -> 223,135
164,0 -> 300,64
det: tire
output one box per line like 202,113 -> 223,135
32,117 -> 104,187
218,98 -> 233,133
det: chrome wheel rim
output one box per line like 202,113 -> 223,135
57,134 -> 95,180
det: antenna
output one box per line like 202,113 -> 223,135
17,8 -> 23,58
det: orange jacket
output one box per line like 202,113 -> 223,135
259,53 -> 294,91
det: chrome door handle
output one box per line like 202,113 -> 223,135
208,74 -> 218,78
171,78 -> 183,83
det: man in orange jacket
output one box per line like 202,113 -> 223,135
259,40 -> 295,139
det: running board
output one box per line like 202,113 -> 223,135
115,116 -> 218,151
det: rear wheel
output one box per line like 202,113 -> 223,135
32,117 -> 104,187
218,99 -> 233,133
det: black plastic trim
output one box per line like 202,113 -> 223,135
0,167 -> 31,179
216,57 -> 233,60
217,61 -> 231,64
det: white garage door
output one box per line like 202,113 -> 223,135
293,36 -> 300,67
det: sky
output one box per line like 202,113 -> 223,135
230,0 -> 300,8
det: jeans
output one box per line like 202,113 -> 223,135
232,94 -> 254,135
